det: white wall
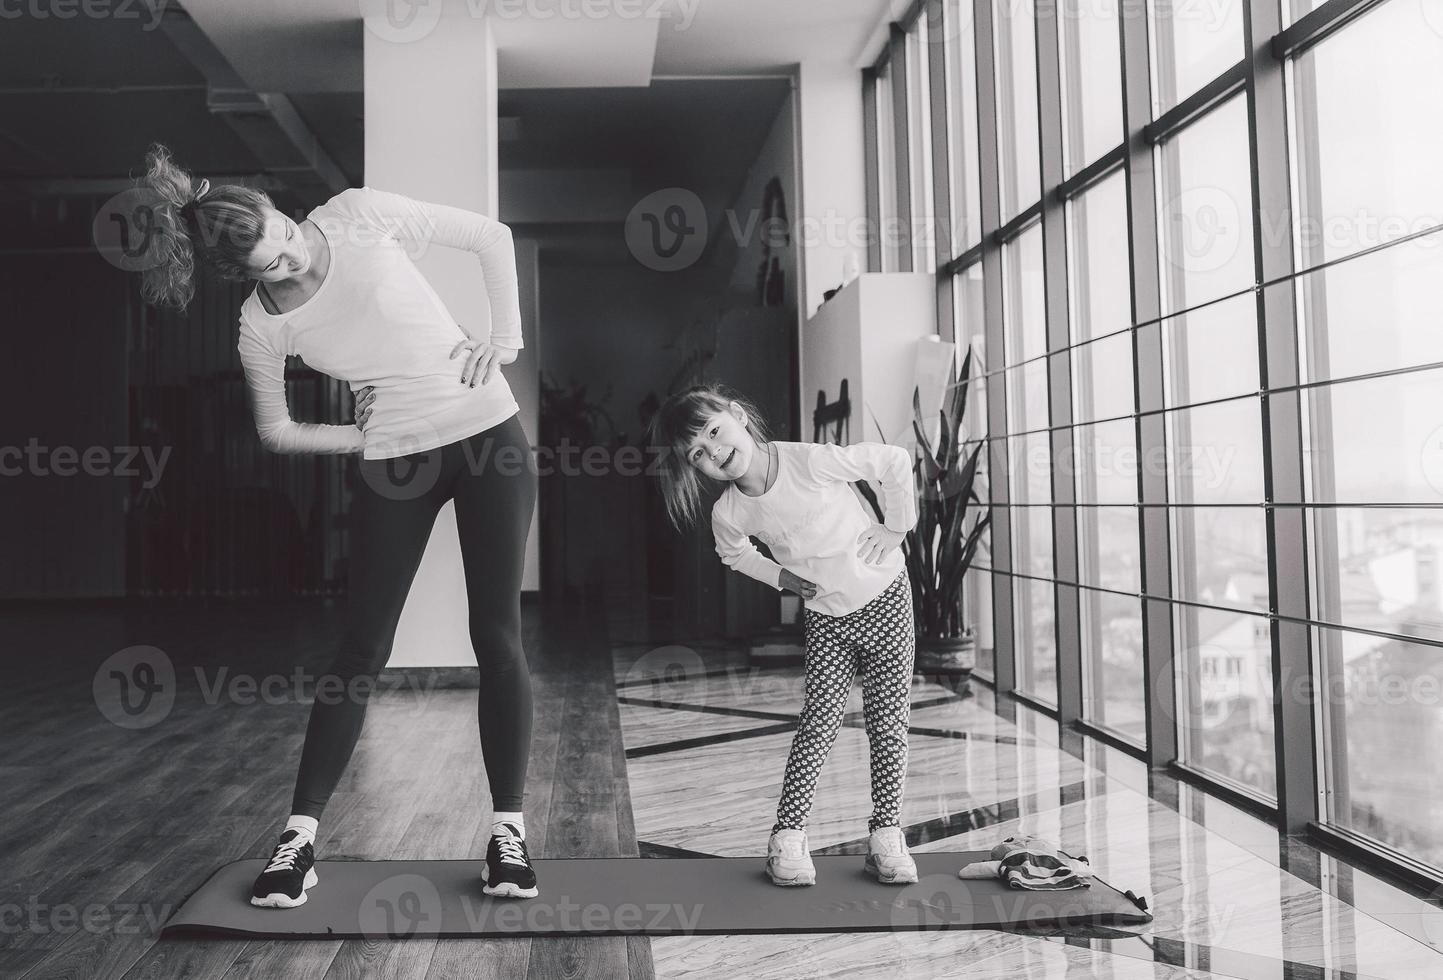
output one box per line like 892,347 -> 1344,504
720,86 -> 798,318
364,13 -> 508,668
795,61 -> 869,324
512,237 -> 541,592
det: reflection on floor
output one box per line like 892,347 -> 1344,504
610,641 -> 1443,980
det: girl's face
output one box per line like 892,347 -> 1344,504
685,405 -> 756,481
245,208 -> 312,283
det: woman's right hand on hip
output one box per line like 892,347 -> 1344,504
355,386 -> 376,431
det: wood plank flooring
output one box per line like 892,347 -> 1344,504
0,598 -> 652,980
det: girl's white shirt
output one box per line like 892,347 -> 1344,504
710,440 -> 918,617
237,186 -> 523,459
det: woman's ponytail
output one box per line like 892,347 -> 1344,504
132,142 -> 276,312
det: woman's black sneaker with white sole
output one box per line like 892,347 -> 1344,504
483,822 -> 538,898
250,829 -> 319,908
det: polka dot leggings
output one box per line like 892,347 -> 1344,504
772,571 -> 915,835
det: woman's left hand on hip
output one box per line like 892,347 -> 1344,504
450,335 -> 518,388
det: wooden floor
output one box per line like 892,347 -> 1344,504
7,598 -> 1443,979
0,598 -> 653,980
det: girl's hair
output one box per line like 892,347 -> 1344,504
647,383 -> 773,532
136,142 -> 277,310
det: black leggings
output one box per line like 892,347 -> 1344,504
291,412 -> 537,819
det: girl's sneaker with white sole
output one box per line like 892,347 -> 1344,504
864,825 -> 919,884
765,828 -> 817,886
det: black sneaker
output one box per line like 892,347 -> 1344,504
482,822 -> 538,898
250,829 -> 319,908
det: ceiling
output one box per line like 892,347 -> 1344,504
160,0 -> 899,92
0,0 -> 883,261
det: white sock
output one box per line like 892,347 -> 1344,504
284,814 -> 319,844
492,812 -> 525,839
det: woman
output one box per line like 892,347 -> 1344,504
135,142 -> 539,906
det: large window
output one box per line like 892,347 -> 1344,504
863,0 -> 1441,885
1059,0 -> 1123,176
1147,0 -> 1244,114
944,0 -> 983,251
1069,169 -> 1144,739
993,0 -> 1040,221
1288,0 -> 1443,867
873,60 -> 900,272
1157,95 -> 1255,315
905,15 -> 936,272
1003,224 -> 1055,702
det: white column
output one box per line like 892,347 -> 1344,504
795,61 -> 869,322
363,8 -> 514,668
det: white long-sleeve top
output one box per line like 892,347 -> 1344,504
710,440 -> 918,617
236,185 -> 524,459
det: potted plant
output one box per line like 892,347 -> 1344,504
857,346 -> 991,682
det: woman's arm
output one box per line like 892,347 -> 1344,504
338,186 -> 524,351
238,326 -> 365,455
804,442 -> 918,533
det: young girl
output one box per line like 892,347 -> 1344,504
649,383 -> 920,886
134,143 -> 539,906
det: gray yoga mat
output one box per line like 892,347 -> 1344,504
161,852 -> 1152,939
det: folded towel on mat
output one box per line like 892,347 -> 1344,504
957,834 -> 1095,891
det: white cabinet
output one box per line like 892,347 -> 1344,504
800,272 -> 940,447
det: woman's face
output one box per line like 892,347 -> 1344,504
685,403 -> 756,481
245,208 -> 312,283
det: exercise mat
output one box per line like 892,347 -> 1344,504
161,851 -> 1152,939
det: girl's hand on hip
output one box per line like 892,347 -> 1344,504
778,569 -> 818,600
450,335 -> 518,388
354,386 -> 376,431
857,525 -> 906,565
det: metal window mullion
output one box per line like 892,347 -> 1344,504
1271,0 -> 1388,59
1119,0 -> 1177,770
863,68 -> 883,274
974,0 -> 1017,702
891,24 -> 915,274
1246,0 -> 1318,836
1035,0 -> 1082,729
1291,26 -> 1350,829
929,3 -> 956,338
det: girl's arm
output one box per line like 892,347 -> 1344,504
335,186 -> 524,351
238,325 -> 365,455
711,505 -> 785,591
805,442 -> 918,533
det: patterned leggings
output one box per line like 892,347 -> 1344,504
772,571 -> 916,835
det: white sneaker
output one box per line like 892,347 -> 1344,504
765,828 -> 816,886
864,825 -> 918,884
